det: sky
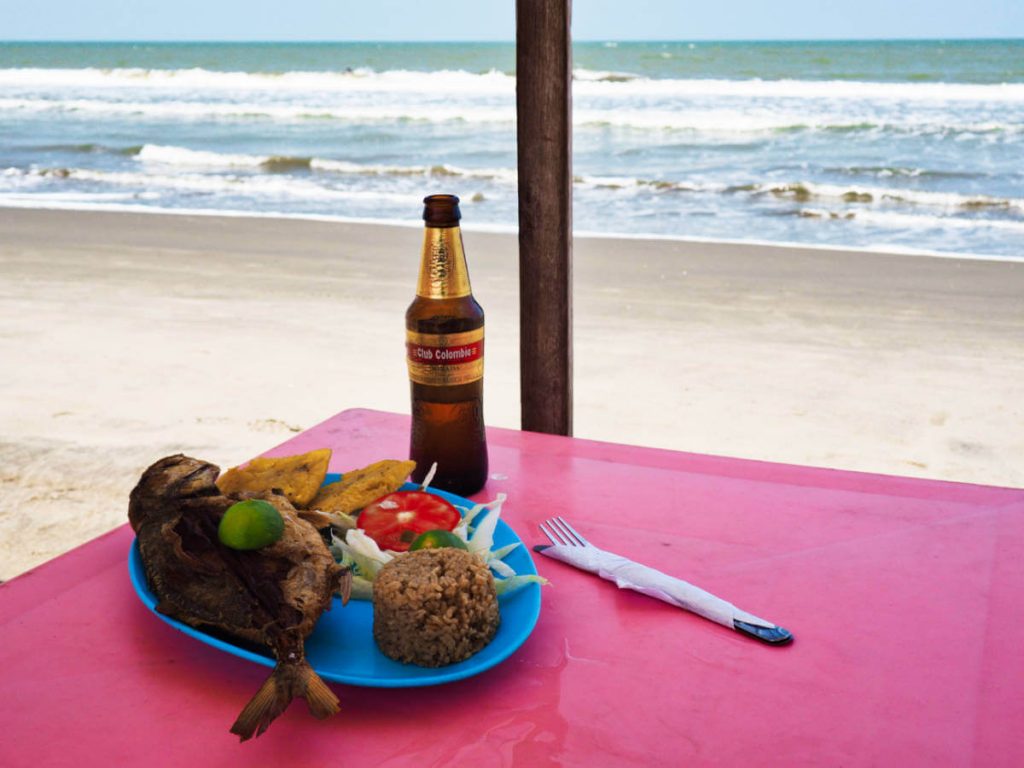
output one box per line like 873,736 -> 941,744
1,0 -> 1023,42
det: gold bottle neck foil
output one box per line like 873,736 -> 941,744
416,225 -> 472,299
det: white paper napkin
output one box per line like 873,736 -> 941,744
539,544 -> 776,630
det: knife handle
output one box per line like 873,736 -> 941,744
734,619 -> 793,645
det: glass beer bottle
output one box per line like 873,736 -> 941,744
406,194 -> 488,496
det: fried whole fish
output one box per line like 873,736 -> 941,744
128,454 -> 350,740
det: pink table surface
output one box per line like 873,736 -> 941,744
2,408 -> 1023,767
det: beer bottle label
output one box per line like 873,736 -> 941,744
406,328 -> 484,386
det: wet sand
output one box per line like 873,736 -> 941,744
1,207 -> 1022,579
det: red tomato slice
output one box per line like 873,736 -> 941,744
358,491 -> 461,552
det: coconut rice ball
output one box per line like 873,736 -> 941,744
373,547 -> 500,667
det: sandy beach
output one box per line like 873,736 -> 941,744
1,206 -> 1022,580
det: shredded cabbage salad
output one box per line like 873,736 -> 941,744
330,490 -> 547,601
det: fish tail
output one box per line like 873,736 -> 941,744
230,666 -> 290,741
302,665 -> 342,720
230,660 -> 340,741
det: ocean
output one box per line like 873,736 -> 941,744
1,40 -> 1022,258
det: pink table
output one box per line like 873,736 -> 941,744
2,408 -> 1023,766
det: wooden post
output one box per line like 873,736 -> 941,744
516,0 -> 573,436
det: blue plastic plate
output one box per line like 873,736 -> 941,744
128,476 -> 542,687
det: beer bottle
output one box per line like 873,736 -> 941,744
406,194 -> 488,496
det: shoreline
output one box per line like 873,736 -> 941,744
0,199 -> 1017,265
2,206 -> 1022,580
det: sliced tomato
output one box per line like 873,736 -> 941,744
357,491 -> 461,552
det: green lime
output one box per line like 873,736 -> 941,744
409,529 -> 468,552
218,499 -> 285,550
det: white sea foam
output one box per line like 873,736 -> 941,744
7,154 -> 516,186
9,157 -> 1021,216
0,165 -> 422,204
796,204 -> 1024,234
4,66 -> 1024,105
311,158 -> 518,184
571,74 -> 1024,103
0,96 -> 518,125
572,68 -> 638,83
0,67 -> 515,95
136,144 -> 269,168
849,209 -> 1024,233
573,106 -> 1023,135
126,144 -> 520,183
3,95 -> 1018,138
4,155 -> 700,196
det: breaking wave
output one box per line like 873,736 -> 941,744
2,96 -> 1020,138
3,66 -> 1024,103
8,151 -> 1021,217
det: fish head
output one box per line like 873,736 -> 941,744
128,454 -> 222,533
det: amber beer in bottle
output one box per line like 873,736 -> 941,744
406,194 -> 488,496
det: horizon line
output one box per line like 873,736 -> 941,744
2,36 -> 1023,44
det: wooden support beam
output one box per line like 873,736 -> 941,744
516,0 -> 573,436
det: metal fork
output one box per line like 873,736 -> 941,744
536,517 -> 793,645
539,516 -> 590,548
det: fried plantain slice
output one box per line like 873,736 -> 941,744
217,448 -> 332,508
309,459 -> 415,516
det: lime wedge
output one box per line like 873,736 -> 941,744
218,499 -> 285,550
409,529 -> 468,552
